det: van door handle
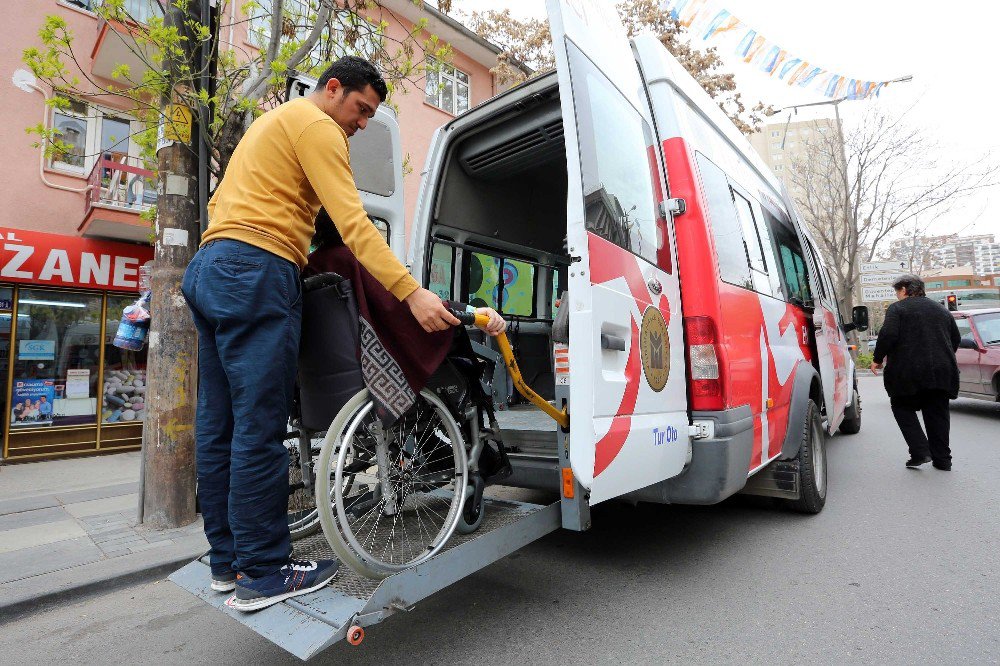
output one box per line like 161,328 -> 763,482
601,333 -> 626,351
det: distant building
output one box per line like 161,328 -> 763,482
749,117 -> 844,207
890,233 -> 999,274
921,265 -> 1000,310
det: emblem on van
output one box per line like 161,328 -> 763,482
639,306 -> 670,392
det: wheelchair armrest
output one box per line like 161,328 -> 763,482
303,271 -> 348,292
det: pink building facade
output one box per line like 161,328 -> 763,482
0,0 -> 513,461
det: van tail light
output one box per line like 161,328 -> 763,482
684,316 -> 724,411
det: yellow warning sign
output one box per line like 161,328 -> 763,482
164,104 -> 192,144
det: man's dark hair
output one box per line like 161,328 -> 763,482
893,274 -> 926,297
315,56 -> 388,102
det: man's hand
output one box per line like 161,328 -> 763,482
870,360 -> 883,375
405,288 -> 460,332
475,307 -> 507,337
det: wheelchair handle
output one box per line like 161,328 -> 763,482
448,309 -> 569,429
450,308 -> 491,328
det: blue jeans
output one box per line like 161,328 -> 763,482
181,239 -> 302,578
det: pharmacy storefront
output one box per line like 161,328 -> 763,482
0,228 -> 152,461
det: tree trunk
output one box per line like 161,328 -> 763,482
139,0 -> 203,529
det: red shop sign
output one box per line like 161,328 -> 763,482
0,228 -> 153,291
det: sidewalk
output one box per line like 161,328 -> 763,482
0,452 -> 206,622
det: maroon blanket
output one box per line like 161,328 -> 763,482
304,243 -> 455,424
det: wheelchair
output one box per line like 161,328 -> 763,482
297,272 -> 565,580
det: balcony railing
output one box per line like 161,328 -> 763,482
86,155 -> 157,213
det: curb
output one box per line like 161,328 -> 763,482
0,537 -> 205,625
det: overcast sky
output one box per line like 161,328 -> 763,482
451,1 -> 999,241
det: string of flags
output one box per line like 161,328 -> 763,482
660,0 -> 899,100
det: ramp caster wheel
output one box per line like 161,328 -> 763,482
347,625 -> 365,646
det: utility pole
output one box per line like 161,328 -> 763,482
139,0 -> 208,529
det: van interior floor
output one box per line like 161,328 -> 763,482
494,404 -> 558,458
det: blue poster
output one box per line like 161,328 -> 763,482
11,378 -> 56,427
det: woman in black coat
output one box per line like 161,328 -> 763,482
872,274 -> 961,470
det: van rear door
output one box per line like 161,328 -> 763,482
547,0 -> 689,503
349,106 -> 406,257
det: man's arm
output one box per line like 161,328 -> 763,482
295,119 -> 458,331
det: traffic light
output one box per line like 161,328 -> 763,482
946,294 -> 958,311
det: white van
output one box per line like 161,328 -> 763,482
406,0 -> 868,514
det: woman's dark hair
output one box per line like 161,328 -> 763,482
313,207 -> 344,249
315,56 -> 388,102
892,274 -> 926,297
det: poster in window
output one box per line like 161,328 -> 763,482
66,369 -> 91,399
11,379 -> 56,427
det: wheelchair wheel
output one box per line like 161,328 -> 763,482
286,430 -> 321,541
316,389 -> 468,579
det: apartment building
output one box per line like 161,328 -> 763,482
0,0 -> 516,461
749,117 -> 844,204
890,233 -> 999,274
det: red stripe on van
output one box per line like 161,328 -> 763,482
593,319 -> 641,477
588,233 -> 652,311
661,137 -> 729,411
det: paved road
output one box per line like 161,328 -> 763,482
2,377 -> 997,665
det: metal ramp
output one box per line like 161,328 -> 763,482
170,496 -> 560,660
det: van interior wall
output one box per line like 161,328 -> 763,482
434,157 -> 568,258
433,110 -> 570,404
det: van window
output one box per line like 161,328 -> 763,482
769,223 -> 813,304
695,154 -> 753,290
731,190 -> 771,294
567,43 -> 659,265
466,252 -> 536,317
804,243 -> 827,300
428,242 -> 454,300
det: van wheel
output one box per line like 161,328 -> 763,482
839,380 -> 862,435
784,401 -> 827,514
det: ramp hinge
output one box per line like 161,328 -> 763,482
689,421 -> 714,440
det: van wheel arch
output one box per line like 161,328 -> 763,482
779,362 -> 822,460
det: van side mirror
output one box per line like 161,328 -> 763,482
851,305 -> 869,332
958,337 -> 979,350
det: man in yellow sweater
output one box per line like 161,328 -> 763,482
181,56 -> 458,611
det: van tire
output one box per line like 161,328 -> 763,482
839,380 -> 862,435
784,401 -> 827,514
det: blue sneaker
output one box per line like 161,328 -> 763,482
230,558 -> 339,612
210,569 -> 236,593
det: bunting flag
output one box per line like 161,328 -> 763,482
661,0 -> 898,100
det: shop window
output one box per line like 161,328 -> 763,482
0,287 -> 13,437
11,289 -> 102,428
425,57 -> 471,116
102,295 -> 148,424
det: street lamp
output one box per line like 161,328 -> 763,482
765,75 -> 913,340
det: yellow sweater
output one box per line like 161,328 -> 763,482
202,97 -> 419,301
